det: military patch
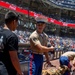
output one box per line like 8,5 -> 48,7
33,38 -> 38,41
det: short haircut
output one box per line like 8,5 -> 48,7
5,11 -> 19,24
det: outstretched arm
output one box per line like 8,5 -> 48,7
9,51 -> 23,75
30,39 -> 54,53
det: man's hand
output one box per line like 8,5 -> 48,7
49,46 -> 54,51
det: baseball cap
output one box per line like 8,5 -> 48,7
35,16 -> 48,23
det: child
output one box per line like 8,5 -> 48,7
59,51 -> 75,75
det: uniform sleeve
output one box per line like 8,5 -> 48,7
7,35 -> 18,51
30,37 -> 41,46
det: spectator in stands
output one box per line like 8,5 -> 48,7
28,16 -> 55,75
0,11 -> 22,75
49,39 -> 55,59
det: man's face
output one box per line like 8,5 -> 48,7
36,22 -> 46,33
12,20 -> 18,31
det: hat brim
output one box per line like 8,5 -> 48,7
37,21 -> 46,23
35,16 -> 48,23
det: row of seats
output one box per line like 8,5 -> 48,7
47,0 -> 75,9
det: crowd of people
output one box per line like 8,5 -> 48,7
0,11 -> 75,75
14,15 -> 75,75
47,0 -> 75,10
13,30 -> 30,44
13,29 -> 75,52
48,0 -> 75,4
0,1 -> 75,75
49,13 -> 75,23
